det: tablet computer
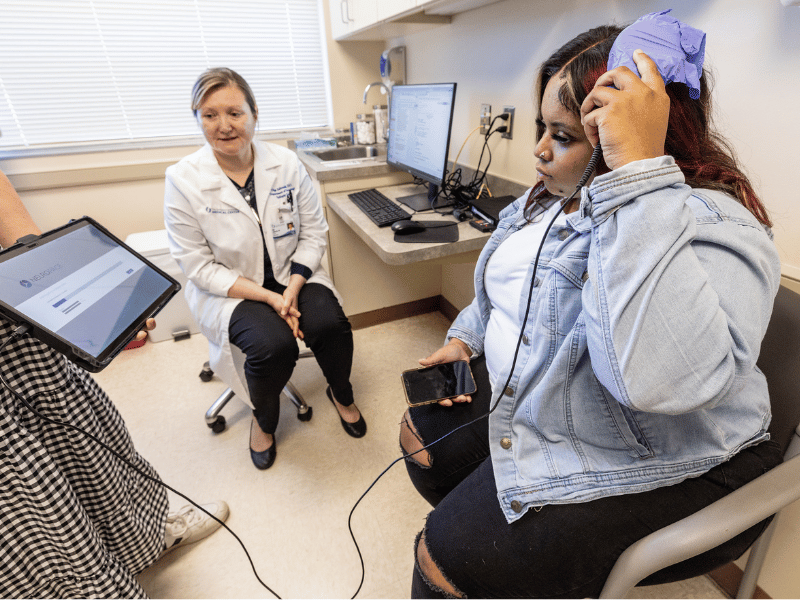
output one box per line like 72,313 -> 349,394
0,217 -> 181,372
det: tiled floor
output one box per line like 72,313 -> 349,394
94,312 -> 729,599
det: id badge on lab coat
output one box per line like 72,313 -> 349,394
272,220 -> 296,239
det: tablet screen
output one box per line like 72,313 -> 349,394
0,217 -> 180,371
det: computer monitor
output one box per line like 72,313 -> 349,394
386,83 -> 457,211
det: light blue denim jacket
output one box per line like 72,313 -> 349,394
447,157 -> 781,523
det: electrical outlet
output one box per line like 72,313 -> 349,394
502,106 -> 515,139
480,104 -> 491,135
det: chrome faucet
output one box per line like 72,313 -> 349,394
363,82 -> 390,106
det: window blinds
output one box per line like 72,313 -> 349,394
0,0 -> 331,153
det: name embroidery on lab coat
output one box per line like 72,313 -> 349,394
206,207 -> 240,214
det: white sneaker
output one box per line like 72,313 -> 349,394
161,500 -> 230,555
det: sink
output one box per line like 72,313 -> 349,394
307,145 -> 385,162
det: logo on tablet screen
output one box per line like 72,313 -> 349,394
19,280 -> 32,288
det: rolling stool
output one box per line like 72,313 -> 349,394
200,349 -> 314,433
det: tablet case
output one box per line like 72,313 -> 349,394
0,217 -> 180,372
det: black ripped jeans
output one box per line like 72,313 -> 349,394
404,356 -> 783,599
229,283 -> 353,435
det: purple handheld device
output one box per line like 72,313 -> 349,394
607,9 -> 706,98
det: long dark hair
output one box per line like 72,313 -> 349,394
526,24 -> 771,227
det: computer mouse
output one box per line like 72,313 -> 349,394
391,220 -> 427,235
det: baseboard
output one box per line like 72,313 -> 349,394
439,295 -> 460,322
709,562 -> 771,599
348,296 -> 442,330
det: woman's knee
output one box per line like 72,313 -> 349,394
400,409 -> 432,467
299,285 -> 350,332
415,529 -> 464,598
245,333 -> 299,374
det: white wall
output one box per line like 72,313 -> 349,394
387,1 -> 800,596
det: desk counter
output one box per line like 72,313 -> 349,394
326,184 -> 491,266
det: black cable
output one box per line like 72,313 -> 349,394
469,114 -> 510,194
346,144 -> 603,598
1,146 -> 604,600
0,325 -> 283,600
470,126 -> 497,190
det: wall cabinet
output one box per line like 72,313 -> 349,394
330,0 -> 504,41
377,0 -> 420,22
329,0 -> 379,40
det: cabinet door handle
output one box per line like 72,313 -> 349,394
341,0 -> 353,23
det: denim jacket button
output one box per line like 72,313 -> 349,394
504,386 -> 514,396
510,500 -> 523,513
522,334 -> 530,345
582,271 -> 589,283
557,228 -> 570,241
533,277 -> 541,287
500,437 -> 512,449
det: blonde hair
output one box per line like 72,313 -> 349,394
190,67 -> 257,118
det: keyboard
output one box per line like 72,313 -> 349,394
347,188 -> 412,227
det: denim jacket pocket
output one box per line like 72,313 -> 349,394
543,252 -> 588,337
589,377 -> 654,459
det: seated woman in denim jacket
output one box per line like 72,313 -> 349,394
399,24 -> 783,599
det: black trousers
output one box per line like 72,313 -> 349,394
405,356 -> 783,599
229,283 -> 354,435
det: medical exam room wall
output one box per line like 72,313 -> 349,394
379,0 -> 800,314
0,0 -> 385,242
385,0 -> 800,597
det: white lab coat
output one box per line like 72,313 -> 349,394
163,141 -> 338,405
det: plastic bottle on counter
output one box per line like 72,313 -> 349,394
373,105 -> 388,143
355,113 -> 376,145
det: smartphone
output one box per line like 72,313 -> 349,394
401,360 -> 477,407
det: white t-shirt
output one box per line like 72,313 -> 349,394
484,201 -> 567,387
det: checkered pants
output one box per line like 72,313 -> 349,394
0,318 -> 168,598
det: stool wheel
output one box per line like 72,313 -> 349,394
297,406 -> 313,422
208,416 -> 226,433
199,364 -> 214,382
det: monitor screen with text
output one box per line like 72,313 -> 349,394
387,83 -> 457,186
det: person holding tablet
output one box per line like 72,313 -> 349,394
164,68 -> 367,471
399,16 -> 782,598
0,169 -> 228,597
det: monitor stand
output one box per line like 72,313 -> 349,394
396,183 -> 453,212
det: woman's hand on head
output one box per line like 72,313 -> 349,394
580,50 -> 670,171
419,339 -> 472,406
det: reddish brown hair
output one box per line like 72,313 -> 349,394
527,24 -> 771,227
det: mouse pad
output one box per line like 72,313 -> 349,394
393,221 -> 459,244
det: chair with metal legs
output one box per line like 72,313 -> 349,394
200,348 -> 314,433
600,283 -> 800,598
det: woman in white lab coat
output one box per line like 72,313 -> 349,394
164,68 -> 366,470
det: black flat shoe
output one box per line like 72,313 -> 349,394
250,421 -> 277,470
326,386 -> 367,438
